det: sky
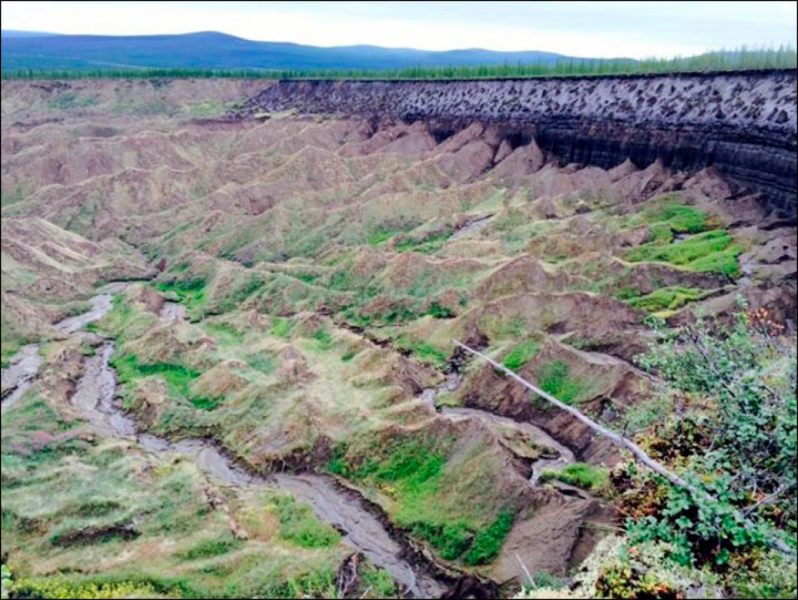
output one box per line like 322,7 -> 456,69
2,1 -> 796,58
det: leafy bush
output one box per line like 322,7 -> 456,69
10,577 -> 157,599
1,565 -> 11,600
426,301 -> 455,319
629,309 -> 796,569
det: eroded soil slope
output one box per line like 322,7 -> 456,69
2,78 -> 796,598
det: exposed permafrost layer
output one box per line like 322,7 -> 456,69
237,71 -> 797,217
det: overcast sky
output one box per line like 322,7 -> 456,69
2,1 -> 796,58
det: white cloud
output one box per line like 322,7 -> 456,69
1,1 -> 795,58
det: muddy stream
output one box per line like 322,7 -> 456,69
1,344 -> 42,413
4,288 -> 448,599
2,287 -> 581,598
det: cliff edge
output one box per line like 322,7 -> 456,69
235,70 -> 797,217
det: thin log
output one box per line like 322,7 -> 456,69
453,340 -> 796,556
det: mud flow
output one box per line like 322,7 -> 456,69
1,344 -> 42,413
52,290 -> 450,599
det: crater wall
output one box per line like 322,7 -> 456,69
237,70 -> 797,217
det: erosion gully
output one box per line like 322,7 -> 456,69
2,288 -> 453,599
1,284 -> 581,598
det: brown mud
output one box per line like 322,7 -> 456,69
50,289 -> 456,599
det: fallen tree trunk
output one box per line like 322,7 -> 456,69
453,340 -> 796,556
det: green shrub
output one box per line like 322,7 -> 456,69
10,578 -> 157,599
629,311 -> 797,568
426,301 -> 456,319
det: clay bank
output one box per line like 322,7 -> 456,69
235,70 -> 798,218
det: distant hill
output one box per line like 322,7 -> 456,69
1,29 -> 60,38
0,30 -> 599,72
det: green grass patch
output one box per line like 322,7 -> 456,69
366,225 -> 397,246
645,200 -> 711,234
312,329 -> 333,350
393,336 -> 449,369
269,316 -> 293,338
244,352 -> 276,375
328,436 -> 512,564
189,397 -> 223,411
426,301 -> 456,319
267,493 -> 341,548
327,440 -> 470,558
536,360 -> 584,404
112,353 -> 222,411
1,186 -> 27,208
204,322 -> 244,344
365,221 -> 419,246
502,340 -> 540,372
394,228 -> 454,254
462,509 -> 516,565
626,230 -> 742,278
359,563 -> 398,598
113,354 -> 199,397
540,462 -> 609,491
293,272 -> 317,284
627,286 -> 713,312
156,278 -> 207,315
181,534 -> 243,560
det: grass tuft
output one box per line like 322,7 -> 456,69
540,462 -> 609,491
626,230 -> 742,278
537,360 -> 584,404
502,340 -> 540,372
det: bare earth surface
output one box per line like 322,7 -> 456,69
1,77 -> 795,598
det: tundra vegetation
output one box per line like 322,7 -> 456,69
0,76 -> 795,598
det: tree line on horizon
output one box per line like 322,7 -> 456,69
2,45 -> 795,80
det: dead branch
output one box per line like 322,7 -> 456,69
453,340 -> 796,557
